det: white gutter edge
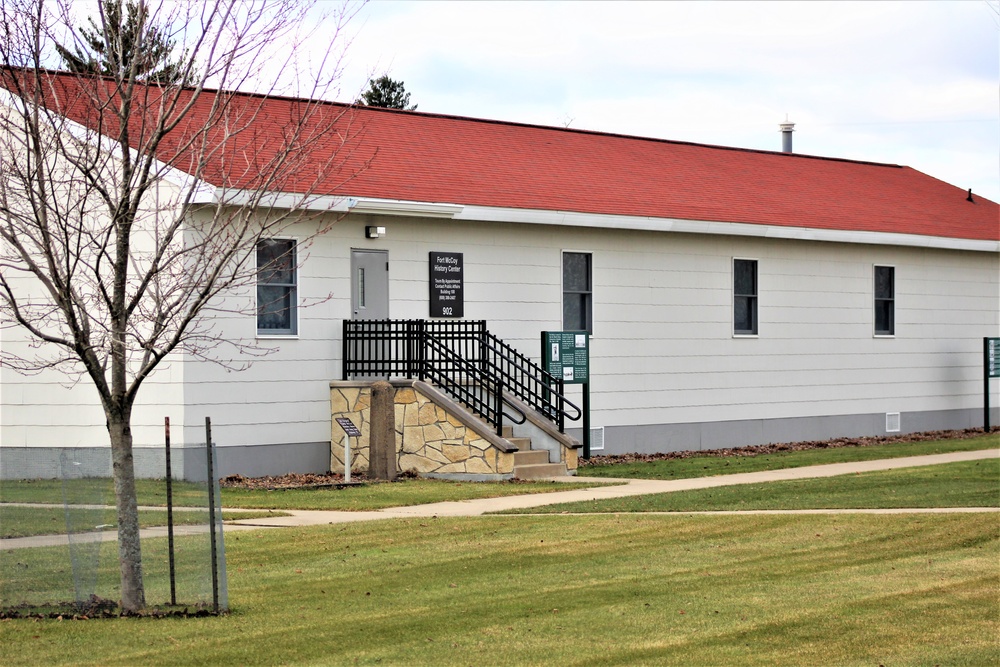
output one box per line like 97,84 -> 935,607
208,192 -> 999,253
201,192 -> 467,218
453,204 -> 1000,253
192,188 -> 1000,254
204,189 -> 353,211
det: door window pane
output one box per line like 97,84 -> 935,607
358,268 -> 366,308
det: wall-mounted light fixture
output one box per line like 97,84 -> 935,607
365,225 -> 386,239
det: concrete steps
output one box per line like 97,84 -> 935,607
512,461 -> 570,480
507,428 -> 568,479
512,449 -> 549,466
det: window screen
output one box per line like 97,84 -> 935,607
874,265 -> 894,335
734,258 -> 758,335
257,239 -> 297,335
563,252 -> 592,333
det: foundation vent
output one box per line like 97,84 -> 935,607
589,426 -> 605,451
885,412 -> 901,433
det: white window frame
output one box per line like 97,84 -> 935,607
562,250 -> 593,334
559,249 -> 594,335
873,264 -> 895,337
733,257 -> 758,337
256,237 -> 299,337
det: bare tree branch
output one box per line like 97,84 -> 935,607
0,0 -> 369,612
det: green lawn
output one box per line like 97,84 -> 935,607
217,479 -> 602,511
0,506 -> 277,539
3,435 -> 998,665
3,432 -> 994,513
579,431 -> 999,480
1,513 -> 996,666
0,477 -> 212,507
503,458 -> 1000,514
0,478 -> 603,512
2,525 -> 221,617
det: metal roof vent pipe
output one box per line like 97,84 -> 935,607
779,119 -> 795,153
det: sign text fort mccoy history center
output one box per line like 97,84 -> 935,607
429,252 -> 464,317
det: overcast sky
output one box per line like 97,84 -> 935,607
332,0 -> 999,203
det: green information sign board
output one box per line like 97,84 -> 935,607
986,337 -> 1000,433
542,331 -> 589,384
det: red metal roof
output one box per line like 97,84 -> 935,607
341,108 -> 998,242
6,70 -> 998,242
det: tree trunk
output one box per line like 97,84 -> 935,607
107,413 -> 146,613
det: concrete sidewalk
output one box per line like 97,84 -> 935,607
0,522 -> 225,551
3,449 -> 996,550
227,447 -> 1000,528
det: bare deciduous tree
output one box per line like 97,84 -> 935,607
0,0 -> 368,612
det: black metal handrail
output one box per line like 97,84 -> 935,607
342,319 -> 581,435
420,334 -> 526,430
480,330 -> 583,431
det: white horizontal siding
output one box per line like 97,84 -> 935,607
177,215 -> 350,450
4,208 -> 996,459
346,217 -> 991,441
0,349 -> 186,449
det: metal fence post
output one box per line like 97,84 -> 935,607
418,319 -> 427,382
342,320 -> 349,380
164,417 -> 177,606
205,417 -> 220,614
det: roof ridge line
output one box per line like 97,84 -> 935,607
16,67 -> 905,171
350,102 -> 907,169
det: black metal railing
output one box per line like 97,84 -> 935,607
420,333 -> 524,430
342,319 -> 581,435
479,329 -> 582,431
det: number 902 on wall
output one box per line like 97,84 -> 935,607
429,251 -> 464,318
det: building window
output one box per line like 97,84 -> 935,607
874,265 -> 894,336
733,258 -> 758,335
563,251 -> 592,333
257,239 -> 297,335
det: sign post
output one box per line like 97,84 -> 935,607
542,331 -> 591,458
335,417 -> 362,482
985,338 -> 1000,433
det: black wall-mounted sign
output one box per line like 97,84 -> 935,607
429,251 -> 464,318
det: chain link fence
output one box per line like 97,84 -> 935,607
1,431 -> 227,617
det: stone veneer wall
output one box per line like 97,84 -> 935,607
563,440 -> 579,472
330,382 -> 516,479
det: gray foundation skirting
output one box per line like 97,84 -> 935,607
180,441 -> 331,482
0,441 -> 331,482
567,407 -> 998,456
2,408 -> 996,480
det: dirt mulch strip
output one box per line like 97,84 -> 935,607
219,469 -> 426,491
579,428 -> 991,467
0,595 -> 224,620
219,472 -> 364,490
217,429 -> 992,486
